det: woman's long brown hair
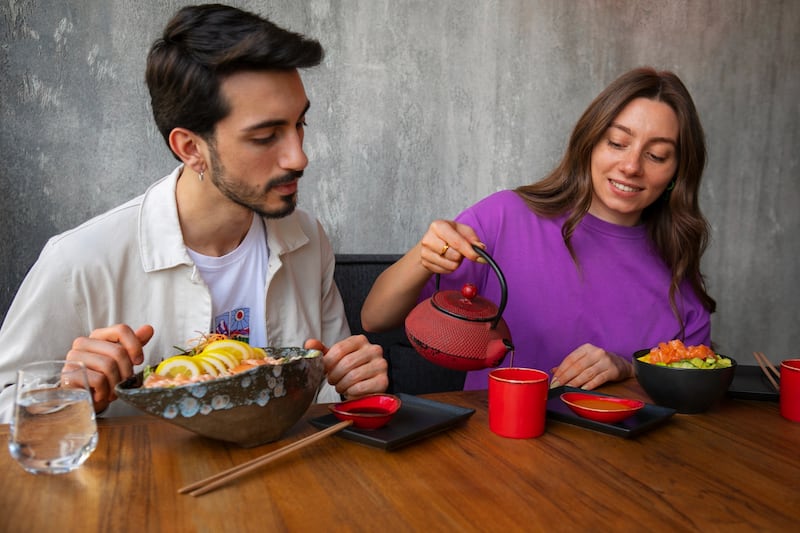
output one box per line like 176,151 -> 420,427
515,67 -> 716,337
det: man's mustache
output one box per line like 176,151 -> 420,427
266,170 -> 303,192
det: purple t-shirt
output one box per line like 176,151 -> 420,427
419,190 -> 711,390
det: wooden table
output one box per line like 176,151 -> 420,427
1,380 -> 798,532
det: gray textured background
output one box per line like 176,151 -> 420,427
1,0 -> 798,365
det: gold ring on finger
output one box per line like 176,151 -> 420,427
439,243 -> 450,256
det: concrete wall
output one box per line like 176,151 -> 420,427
1,0 -> 798,365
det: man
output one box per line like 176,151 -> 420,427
0,4 -> 388,421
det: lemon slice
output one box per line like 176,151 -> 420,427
201,350 -> 239,370
154,356 -> 202,378
197,353 -> 231,374
202,339 -> 254,362
194,357 -> 221,376
251,347 -> 268,360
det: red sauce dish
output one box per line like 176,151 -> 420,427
560,392 -> 644,424
329,393 -> 402,430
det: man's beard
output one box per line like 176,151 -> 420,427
208,147 -> 302,219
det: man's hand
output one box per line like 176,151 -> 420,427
305,335 -> 388,399
67,324 -> 154,413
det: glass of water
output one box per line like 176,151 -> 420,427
9,360 -> 98,474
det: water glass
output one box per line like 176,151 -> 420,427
8,360 -> 98,474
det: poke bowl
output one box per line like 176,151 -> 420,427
116,346 -> 325,447
633,341 -> 737,414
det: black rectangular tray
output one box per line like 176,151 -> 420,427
547,386 -> 676,438
309,393 -> 475,450
727,365 -> 780,401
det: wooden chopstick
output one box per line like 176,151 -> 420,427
179,419 -> 353,497
753,351 -> 781,381
753,351 -> 780,392
755,351 -> 781,380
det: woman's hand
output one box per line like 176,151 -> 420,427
418,220 -> 485,274
360,220 -> 485,333
551,343 -> 634,390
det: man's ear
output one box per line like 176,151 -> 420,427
169,127 -> 208,174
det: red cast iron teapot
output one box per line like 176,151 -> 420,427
405,244 -> 514,371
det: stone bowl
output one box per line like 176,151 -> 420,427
115,347 -> 325,447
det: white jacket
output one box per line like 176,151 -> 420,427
0,166 -> 346,422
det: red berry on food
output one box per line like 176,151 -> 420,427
461,283 -> 478,299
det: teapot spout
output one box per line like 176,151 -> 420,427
486,339 -> 514,367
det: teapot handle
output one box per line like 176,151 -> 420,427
434,243 -> 508,330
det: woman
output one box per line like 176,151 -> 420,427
361,67 -> 716,391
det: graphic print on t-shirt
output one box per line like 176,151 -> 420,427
214,307 -> 250,343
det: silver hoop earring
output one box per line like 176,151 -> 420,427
198,170 -> 204,182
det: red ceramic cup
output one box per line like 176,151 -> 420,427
488,368 -> 549,438
780,359 -> 800,422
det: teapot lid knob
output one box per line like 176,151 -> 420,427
461,283 -> 478,300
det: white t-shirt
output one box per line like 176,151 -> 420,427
187,215 -> 268,347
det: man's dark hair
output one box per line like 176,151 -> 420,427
146,3 -> 324,158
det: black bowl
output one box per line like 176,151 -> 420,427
632,349 -> 737,414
